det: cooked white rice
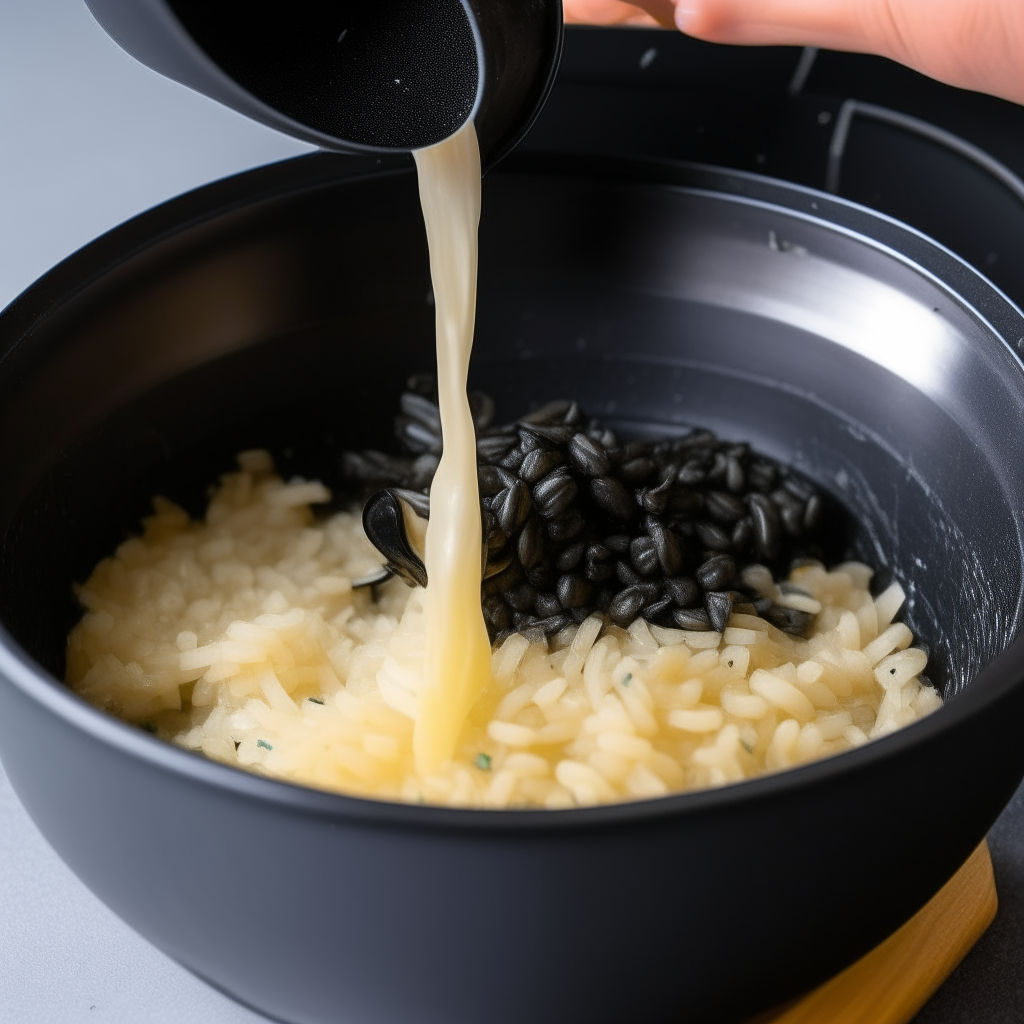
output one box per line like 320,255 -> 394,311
66,452 -> 942,808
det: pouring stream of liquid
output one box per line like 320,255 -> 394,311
412,122 -> 492,775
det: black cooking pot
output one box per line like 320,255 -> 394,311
1,153 -> 1023,1024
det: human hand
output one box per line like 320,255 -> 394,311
564,0 -> 1024,107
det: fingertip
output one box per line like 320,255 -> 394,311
674,4 -> 699,33
674,2 -> 723,40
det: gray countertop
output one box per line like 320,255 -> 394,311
0,2 -> 1021,1022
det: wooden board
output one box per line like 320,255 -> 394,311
752,841 -> 997,1024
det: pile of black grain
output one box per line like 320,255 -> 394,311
342,375 -> 833,642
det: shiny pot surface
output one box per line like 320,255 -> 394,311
1,154 -> 1023,1024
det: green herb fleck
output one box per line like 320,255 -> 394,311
416,793 -> 425,804
740,740 -> 755,754
142,722 -> 158,734
308,697 -> 324,705
474,752 -> 492,771
256,739 -> 273,751
621,673 -> 633,687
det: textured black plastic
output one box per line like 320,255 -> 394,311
82,0 -> 563,167
167,0 -> 479,150
1,154 -> 1024,1024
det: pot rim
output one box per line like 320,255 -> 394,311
2,150 -> 1023,833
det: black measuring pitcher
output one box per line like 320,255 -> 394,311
84,0 -> 564,169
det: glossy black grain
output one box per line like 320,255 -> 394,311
533,469 -> 578,519
519,447 -> 563,483
568,433 -> 611,476
705,591 -> 735,632
674,608 -> 713,631
360,489 -> 427,588
697,554 -> 737,591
